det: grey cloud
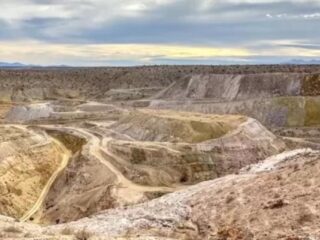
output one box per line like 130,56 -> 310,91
279,43 -> 320,50
1,0 -> 317,44
1,0 -> 320,64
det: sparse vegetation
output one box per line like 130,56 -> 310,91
61,227 -> 74,235
1,65 -> 320,239
75,228 -> 93,240
3,226 -> 23,233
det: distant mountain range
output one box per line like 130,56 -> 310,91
1,59 -> 320,68
0,62 -> 70,68
0,62 -> 29,68
286,59 -> 320,65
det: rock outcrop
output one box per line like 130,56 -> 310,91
149,73 -> 320,127
0,125 -> 70,220
0,65 -> 320,239
42,148 -> 320,240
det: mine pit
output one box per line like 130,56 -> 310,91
1,66 -> 320,239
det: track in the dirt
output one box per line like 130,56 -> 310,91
14,124 -> 185,222
20,135 -> 72,222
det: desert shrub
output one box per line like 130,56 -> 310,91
61,227 -> 74,235
75,228 -> 93,240
3,226 -> 22,233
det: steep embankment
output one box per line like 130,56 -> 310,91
0,125 -> 71,220
150,73 -> 320,127
0,65 -> 319,102
102,109 -> 285,186
0,66 -> 319,239
32,125 -> 179,224
19,136 -> 71,222
0,109 -> 284,225
43,148 -> 320,240
153,73 -> 302,101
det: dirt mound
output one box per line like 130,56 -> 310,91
105,111 -> 284,186
113,109 -> 246,143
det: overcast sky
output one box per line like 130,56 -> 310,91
0,0 -> 319,66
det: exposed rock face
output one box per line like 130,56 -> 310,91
107,109 -> 285,185
5,103 -> 54,122
149,73 -> 320,127
0,65 -> 319,102
44,149 -> 320,240
0,66 -> 320,240
4,102 -> 124,124
0,215 -> 43,239
2,147 -> 320,240
0,102 -> 285,226
25,109 -> 283,225
151,96 -> 320,127
0,126 -> 70,219
154,73 -> 302,101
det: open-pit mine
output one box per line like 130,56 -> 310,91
1,65 -> 320,240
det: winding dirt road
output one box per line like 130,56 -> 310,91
1,124 -> 72,222
20,133 -> 72,222
4,123 -> 183,222
41,125 -> 179,193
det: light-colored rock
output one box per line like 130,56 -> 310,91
5,103 -> 54,122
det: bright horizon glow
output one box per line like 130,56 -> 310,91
0,41 -> 252,66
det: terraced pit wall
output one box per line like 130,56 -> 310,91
150,73 -> 320,127
0,65 -> 319,102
